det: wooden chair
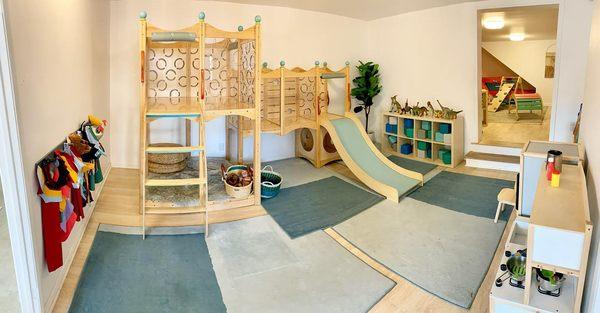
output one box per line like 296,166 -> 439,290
495,187 -> 516,223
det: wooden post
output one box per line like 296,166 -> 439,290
253,15 -> 262,203
139,11 -> 148,238
279,62 -> 285,136
315,62 -> 322,167
198,12 -> 209,236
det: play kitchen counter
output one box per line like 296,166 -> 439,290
490,163 -> 592,313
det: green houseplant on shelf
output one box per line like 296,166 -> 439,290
351,61 -> 382,139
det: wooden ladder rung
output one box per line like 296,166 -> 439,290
146,145 -> 204,154
145,178 -> 204,187
145,206 -> 205,215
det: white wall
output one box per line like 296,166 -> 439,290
366,0 -> 593,148
4,0 -> 111,311
482,40 -> 556,106
109,0 -> 367,168
581,1 -> 600,312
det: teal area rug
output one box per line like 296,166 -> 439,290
334,172 -> 514,309
388,155 -> 438,175
409,171 -> 514,221
69,231 -> 225,313
262,176 -> 384,238
331,118 -> 421,197
206,216 -> 395,312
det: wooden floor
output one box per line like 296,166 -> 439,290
53,161 -> 516,313
480,107 -> 550,146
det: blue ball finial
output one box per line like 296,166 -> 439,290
262,62 -> 268,68
280,60 -> 285,67
255,15 -> 262,23
323,61 -> 328,67
238,26 -> 243,32
345,61 -> 350,66
139,11 -> 147,19
198,12 -> 205,20
315,61 -> 320,66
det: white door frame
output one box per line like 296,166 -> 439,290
474,0 -> 564,146
0,1 -> 42,312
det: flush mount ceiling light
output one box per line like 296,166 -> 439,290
509,33 -> 525,41
482,17 -> 504,29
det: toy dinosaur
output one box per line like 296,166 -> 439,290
427,101 -> 444,118
412,102 -> 428,117
401,99 -> 411,115
389,95 -> 402,113
436,100 -> 463,119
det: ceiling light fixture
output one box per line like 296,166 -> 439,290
483,17 -> 504,30
509,33 -> 525,41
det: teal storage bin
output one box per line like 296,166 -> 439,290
426,130 -> 432,139
438,149 -> 451,165
434,132 -> 444,142
417,141 -> 430,151
439,123 -> 452,134
426,149 -> 432,158
404,128 -> 414,138
421,121 -> 432,131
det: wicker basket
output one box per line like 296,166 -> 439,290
261,165 -> 282,199
148,159 -> 187,174
147,143 -> 190,164
223,165 -> 253,199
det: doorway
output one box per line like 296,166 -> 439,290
478,5 -> 558,147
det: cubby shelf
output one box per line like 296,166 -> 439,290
382,113 -> 464,168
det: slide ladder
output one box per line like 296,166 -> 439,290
488,81 -> 515,112
321,113 -> 424,202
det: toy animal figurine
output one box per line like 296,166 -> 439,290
436,100 -> 463,119
401,99 -> 411,115
389,95 -> 402,113
412,102 -> 428,117
427,101 -> 444,118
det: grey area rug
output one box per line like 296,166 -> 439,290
69,231 -> 226,313
262,176 -> 385,238
334,172 -> 514,309
206,215 -> 395,313
387,155 -> 438,175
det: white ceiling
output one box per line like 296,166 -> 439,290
481,5 -> 559,42
209,0 -> 480,21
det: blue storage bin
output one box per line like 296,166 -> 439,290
421,121 -> 432,131
403,119 -> 414,129
385,123 -> 398,134
439,123 -> 452,134
400,143 -> 413,155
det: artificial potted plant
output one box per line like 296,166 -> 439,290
351,61 -> 382,140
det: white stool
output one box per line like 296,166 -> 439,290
495,188 -> 516,223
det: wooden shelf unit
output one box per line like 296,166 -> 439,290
381,113 -> 464,168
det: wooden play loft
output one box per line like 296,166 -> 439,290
226,61 -> 351,167
139,12 -> 262,238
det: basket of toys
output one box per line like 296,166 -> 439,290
221,164 -> 253,199
260,165 -> 282,199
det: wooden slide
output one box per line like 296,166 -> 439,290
321,113 -> 424,202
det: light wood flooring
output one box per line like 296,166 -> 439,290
53,161 -> 516,313
480,107 -> 550,146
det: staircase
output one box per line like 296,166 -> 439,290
465,143 -> 521,172
140,102 -> 208,239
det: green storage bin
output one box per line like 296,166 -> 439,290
438,149 -> 452,165
421,121 -> 432,131
404,127 -> 414,138
417,141 -> 430,151
426,130 -> 432,139
434,132 -> 444,142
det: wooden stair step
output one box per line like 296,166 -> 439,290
146,145 -> 204,153
145,178 -> 204,187
145,206 -> 205,215
465,151 -> 520,164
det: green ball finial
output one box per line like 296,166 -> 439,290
280,60 -> 285,67
238,25 -> 243,32
198,12 -> 205,20
315,61 -> 320,66
262,62 -> 268,68
345,61 -> 350,66
323,61 -> 328,67
255,15 -> 262,23
139,11 -> 147,19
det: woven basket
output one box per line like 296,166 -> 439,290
148,159 -> 187,174
147,143 -> 190,165
223,165 -> 253,199
261,165 -> 282,199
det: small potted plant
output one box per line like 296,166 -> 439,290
351,61 -> 382,140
